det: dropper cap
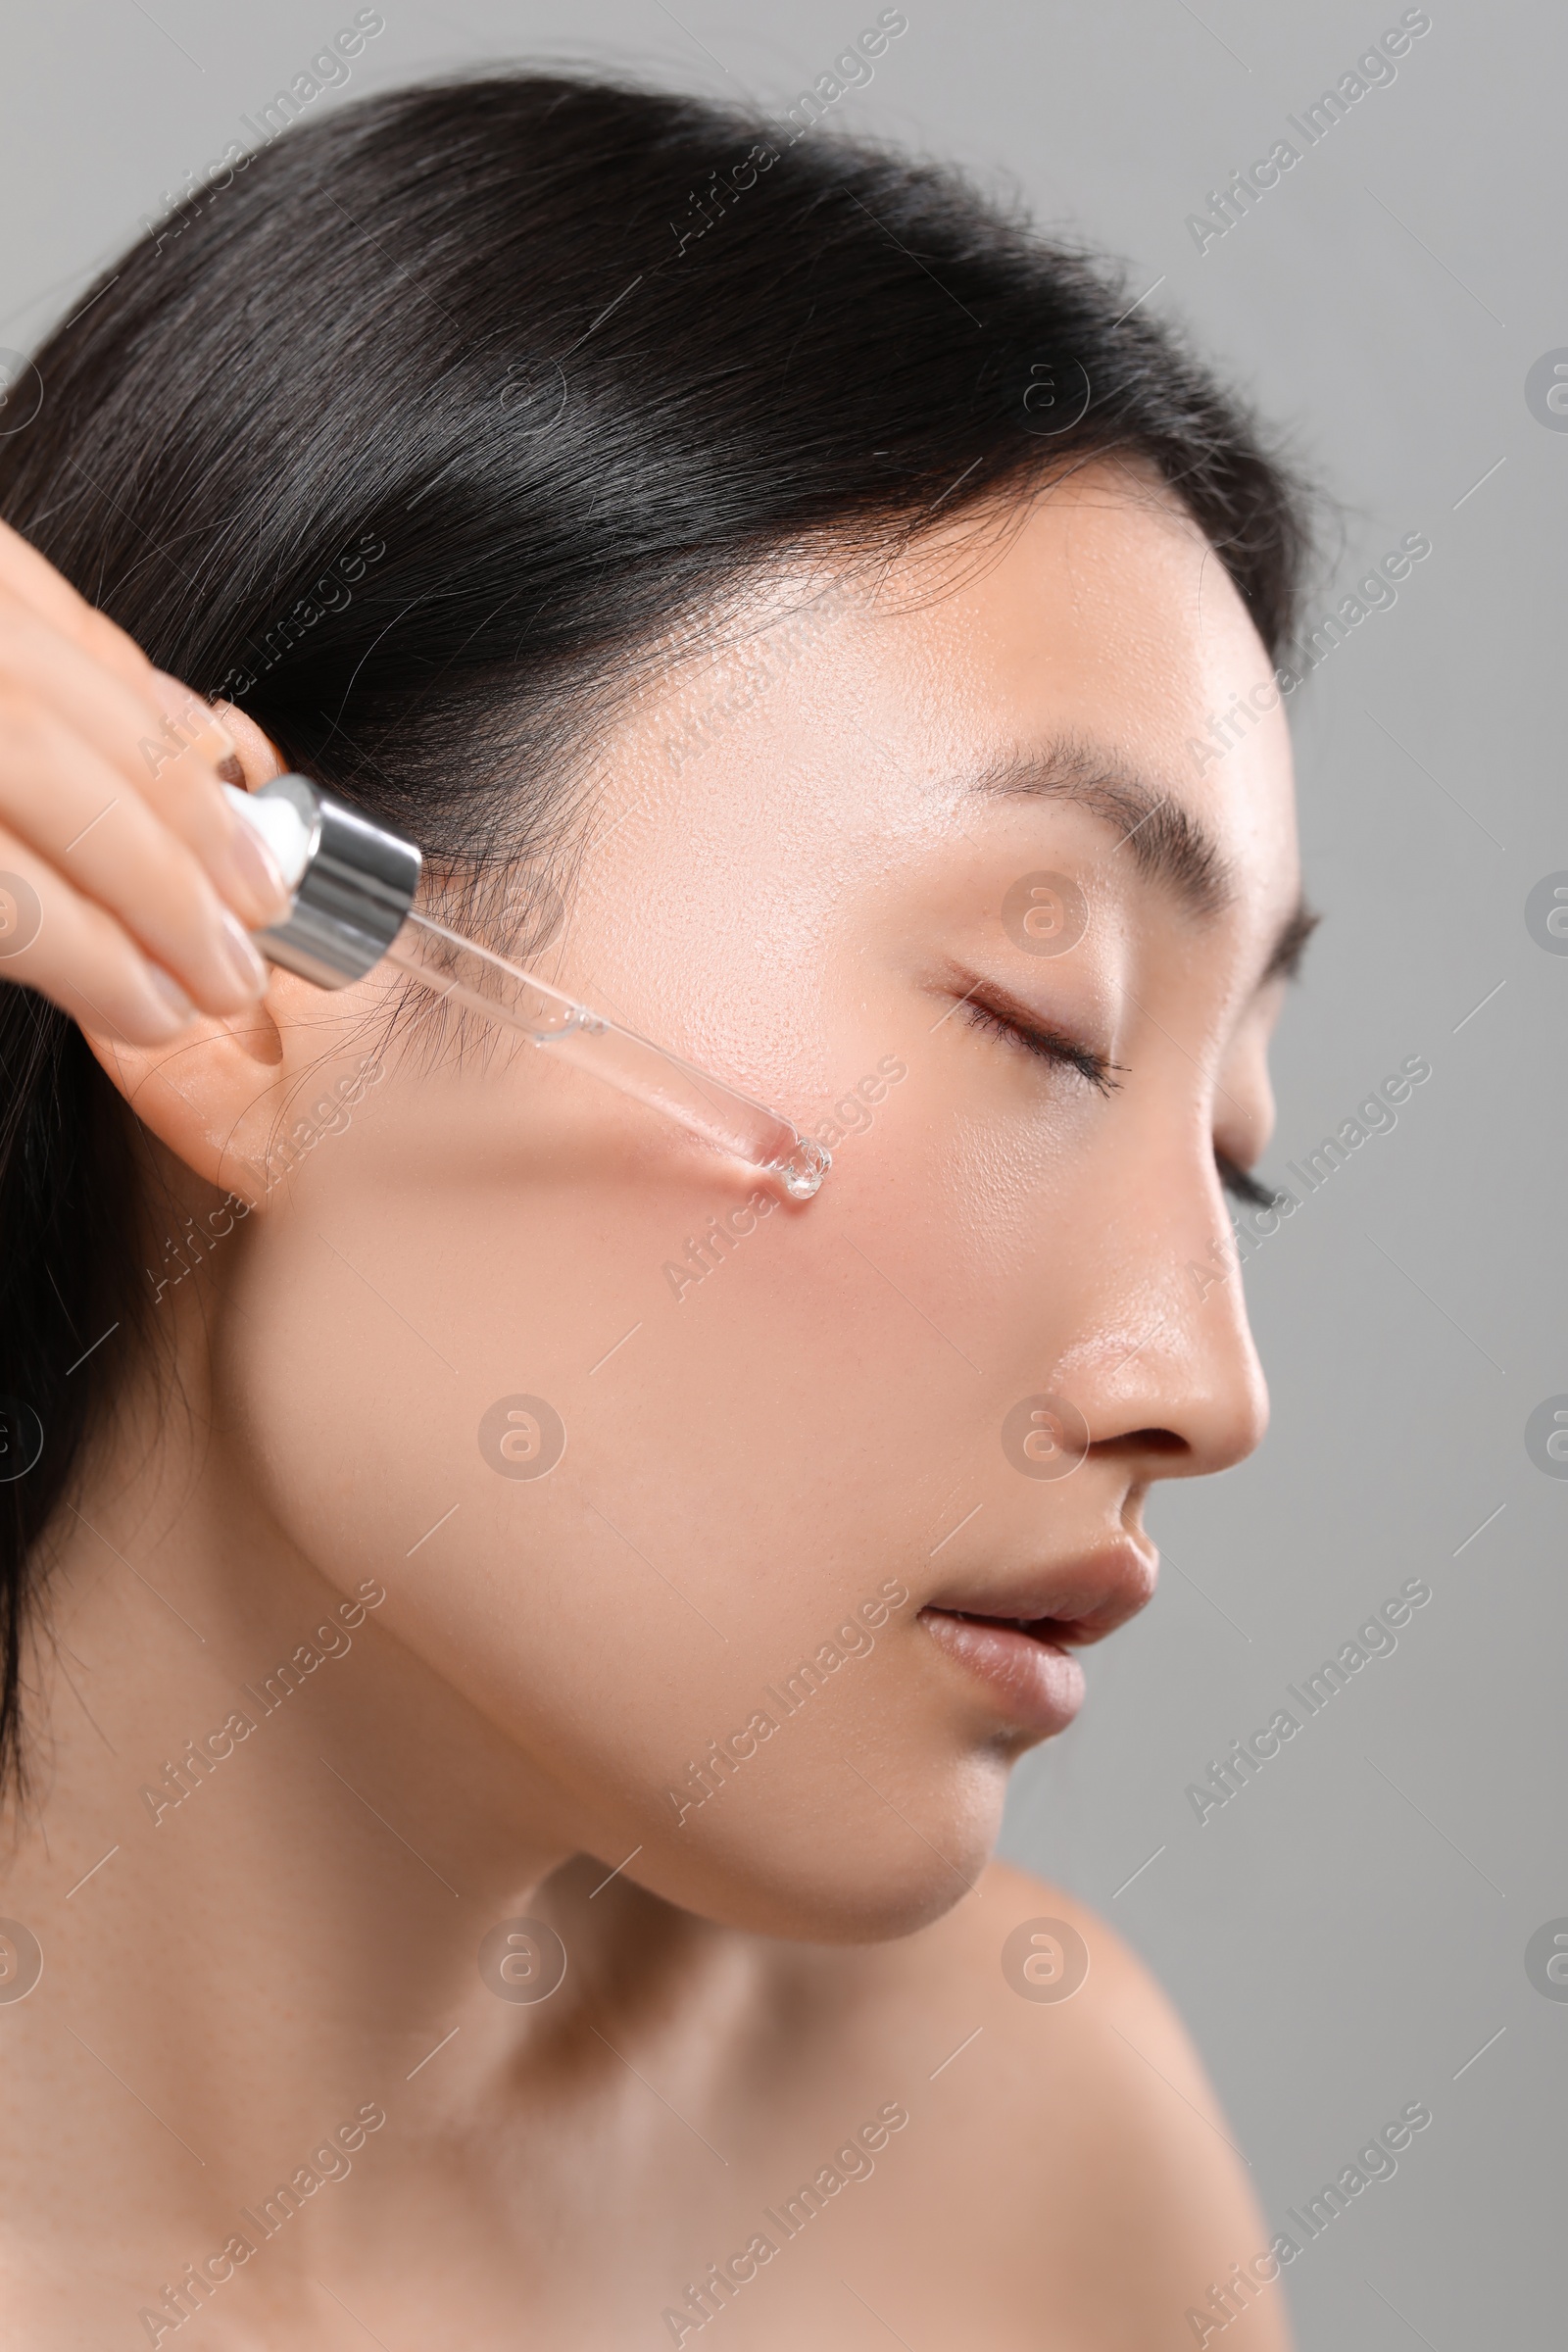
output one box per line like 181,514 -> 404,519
224,774 -> 420,990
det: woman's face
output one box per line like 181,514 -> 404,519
176,464 -> 1300,1941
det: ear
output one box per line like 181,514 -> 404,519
207,694 -> 284,793
81,697 -> 385,1202
85,971 -> 394,1207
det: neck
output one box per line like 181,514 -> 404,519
7,1338 -> 586,2270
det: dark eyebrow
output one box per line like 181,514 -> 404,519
970,739 -> 1234,919
972,737 -> 1316,992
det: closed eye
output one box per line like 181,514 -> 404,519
1215,1151 -> 1277,1209
960,992 -> 1123,1098
959,989 -> 1277,1200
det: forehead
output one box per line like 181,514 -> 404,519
859,462 -> 1299,922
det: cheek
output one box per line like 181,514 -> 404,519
218,1059 -> 952,1736
216,962 -> 1082,1933
226,990 -> 1092,1580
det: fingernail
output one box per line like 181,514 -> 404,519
218,907 -> 270,1000
214,813 -> 291,926
144,962 -> 196,1033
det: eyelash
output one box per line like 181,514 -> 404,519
1215,1152 -> 1277,1209
962,997 -> 1277,1205
961,996 -> 1123,1097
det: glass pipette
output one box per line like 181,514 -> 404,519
225,773 -> 830,1200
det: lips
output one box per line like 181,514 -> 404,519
918,1542 -> 1157,1736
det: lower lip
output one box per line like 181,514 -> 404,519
918,1609 -> 1086,1736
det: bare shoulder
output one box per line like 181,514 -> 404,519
778,1859 -> 1293,2350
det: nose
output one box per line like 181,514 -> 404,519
1055,1141 -> 1270,1486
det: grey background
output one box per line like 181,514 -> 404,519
3,2 -> 1560,2343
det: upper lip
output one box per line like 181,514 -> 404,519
923,1540 -> 1158,1646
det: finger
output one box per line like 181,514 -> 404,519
0,581 -> 290,926
0,612 -> 291,931
0,516 -> 156,694
0,580 -> 208,805
149,668 -> 242,779
0,825 -> 202,1047
137,669 -> 293,926
0,707 -> 271,1014
0,523 -> 290,924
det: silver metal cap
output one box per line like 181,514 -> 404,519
242,774 -> 422,990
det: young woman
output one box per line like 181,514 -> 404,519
0,74 -> 1310,2349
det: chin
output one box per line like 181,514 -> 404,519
614,1753 -> 1011,1943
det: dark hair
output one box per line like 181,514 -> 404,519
0,71 -> 1309,1798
